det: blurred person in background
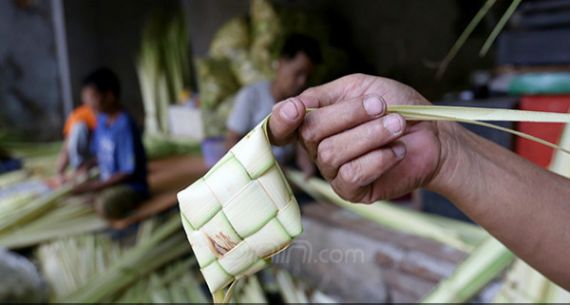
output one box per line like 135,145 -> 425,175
53,76 -> 98,185
226,33 -> 322,178
72,68 -> 149,220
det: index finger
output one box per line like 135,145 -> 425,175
298,74 -> 378,108
300,94 -> 388,157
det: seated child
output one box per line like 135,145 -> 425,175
55,77 -> 98,183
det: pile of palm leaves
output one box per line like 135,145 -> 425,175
136,8 -> 192,135
144,135 -> 201,160
0,194 -> 106,250
36,216 -> 208,303
0,176 -> 106,250
0,148 -> 106,249
35,214 -> 333,303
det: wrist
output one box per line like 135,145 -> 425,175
426,121 -> 472,197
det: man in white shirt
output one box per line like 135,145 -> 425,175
226,34 -> 322,176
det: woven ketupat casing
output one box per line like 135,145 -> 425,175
178,119 -> 302,293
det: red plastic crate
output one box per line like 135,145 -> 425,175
516,95 -> 570,168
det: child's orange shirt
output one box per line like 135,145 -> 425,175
62,105 -> 97,137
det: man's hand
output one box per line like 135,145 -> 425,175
270,73 -> 570,290
72,180 -> 100,194
72,172 -> 130,195
46,174 -> 68,189
268,74 -> 456,203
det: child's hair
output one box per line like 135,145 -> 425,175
280,33 -> 322,65
82,68 -> 121,98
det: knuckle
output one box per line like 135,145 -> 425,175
317,139 -> 337,167
332,173 -> 371,203
301,87 -> 317,97
299,121 -> 319,147
338,162 -> 364,186
361,187 -> 388,204
342,192 -> 360,203
333,184 -> 359,203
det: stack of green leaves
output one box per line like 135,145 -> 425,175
0,196 -> 107,249
250,0 -> 281,78
136,9 -> 192,135
37,216 -> 203,303
144,135 -> 202,160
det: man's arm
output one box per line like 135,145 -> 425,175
72,172 -> 130,193
267,74 -> 570,290
430,121 -> 570,289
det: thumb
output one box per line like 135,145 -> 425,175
268,98 -> 306,146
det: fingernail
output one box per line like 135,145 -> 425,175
363,96 -> 384,116
281,100 -> 299,121
383,114 -> 402,135
393,144 -> 406,160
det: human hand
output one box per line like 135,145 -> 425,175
72,180 -> 99,194
46,173 -> 68,189
269,74 -> 459,203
